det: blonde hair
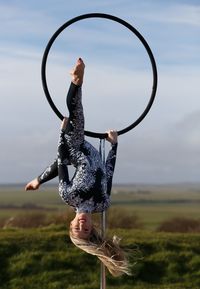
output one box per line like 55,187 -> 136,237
69,227 -> 132,277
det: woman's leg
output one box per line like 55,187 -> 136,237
64,58 -> 85,149
57,58 -> 85,202
65,83 -> 84,147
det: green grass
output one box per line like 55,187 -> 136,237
0,226 -> 200,289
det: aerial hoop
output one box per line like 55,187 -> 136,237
41,13 -> 158,139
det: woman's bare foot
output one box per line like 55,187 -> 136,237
70,58 -> 85,86
61,117 -> 68,131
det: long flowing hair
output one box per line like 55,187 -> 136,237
69,227 -> 132,277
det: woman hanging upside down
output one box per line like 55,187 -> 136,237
25,58 -> 131,276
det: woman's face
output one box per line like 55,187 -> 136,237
70,213 -> 92,239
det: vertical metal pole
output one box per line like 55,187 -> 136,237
100,211 -> 106,289
99,139 -> 106,289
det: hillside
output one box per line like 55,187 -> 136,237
0,226 -> 200,289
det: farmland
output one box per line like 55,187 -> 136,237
0,183 -> 200,230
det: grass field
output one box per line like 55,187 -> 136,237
0,226 -> 200,289
0,184 -> 200,288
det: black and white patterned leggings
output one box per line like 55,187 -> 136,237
38,82 -> 117,212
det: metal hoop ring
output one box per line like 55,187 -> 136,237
41,13 -> 158,138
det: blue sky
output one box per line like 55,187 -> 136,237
0,0 -> 200,184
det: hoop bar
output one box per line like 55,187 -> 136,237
41,13 -> 158,138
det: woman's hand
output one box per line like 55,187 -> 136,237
61,117 -> 68,130
25,178 -> 40,191
106,130 -> 118,144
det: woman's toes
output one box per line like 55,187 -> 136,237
70,58 -> 85,85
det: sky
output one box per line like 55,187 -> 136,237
0,0 -> 200,185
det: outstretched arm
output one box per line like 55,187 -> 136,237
105,130 -> 118,196
37,158 -> 58,184
25,158 -> 58,191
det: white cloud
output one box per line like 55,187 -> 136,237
126,3 -> 200,27
114,110 -> 200,184
164,4 -> 200,27
174,111 -> 200,150
0,3 -> 56,41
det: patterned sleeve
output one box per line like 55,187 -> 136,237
105,143 -> 118,196
37,158 -> 58,185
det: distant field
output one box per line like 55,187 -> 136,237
0,184 -> 200,230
